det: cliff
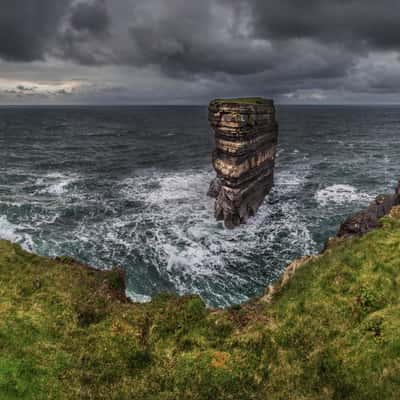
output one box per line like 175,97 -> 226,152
338,182 -> 400,237
2,204 -> 400,398
208,97 -> 278,228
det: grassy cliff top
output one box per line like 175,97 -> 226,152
2,208 -> 400,399
211,97 -> 273,105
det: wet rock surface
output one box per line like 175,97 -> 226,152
338,182 -> 400,237
208,98 -> 278,228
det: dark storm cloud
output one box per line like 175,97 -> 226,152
120,0 -> 357,87
0,0 -> 110,64
70,0 -> 110,35
2,0 -> 400,73
0,0 -> 72,61
1,0 -> 400,103
249,0 -> 400,50
128,2 -> 232,74
55,0 -> 114,65
124,0 -> 277,76
122,0 -> 400,78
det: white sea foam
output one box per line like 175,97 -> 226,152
0,215 -> 19,242
275,171 -> 305,188
3,108 -> 397,308
119,171 -> 232,281
113,166 -> 316,306
37,172 -> 80,195
0,215 -> 34,250
1,162 -> 317,307
125,289 -> 152,303
315,184 -> 374,207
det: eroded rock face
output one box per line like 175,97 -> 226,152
338,182 -> 400,237
208,98 -> 278,228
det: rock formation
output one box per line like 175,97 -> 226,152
338,181 -> 400,237
208,98 -> 278,228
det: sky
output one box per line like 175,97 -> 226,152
1,0 -> 400,105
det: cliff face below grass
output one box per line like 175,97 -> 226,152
338,182 -> 400,237
2,207 -> 400,399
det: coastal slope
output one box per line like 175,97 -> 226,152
2,209 -> 400,399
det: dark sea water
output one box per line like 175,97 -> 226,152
1,105 -> 400,306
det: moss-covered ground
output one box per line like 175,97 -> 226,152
2,209 -> 400,399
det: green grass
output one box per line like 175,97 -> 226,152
2,209 -> 400,399
211,97 -> 272,105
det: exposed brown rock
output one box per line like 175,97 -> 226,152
207,177 -> 221,198
259,255 -> 318,304
337,181 -> 400,237
208,98 -> 278,228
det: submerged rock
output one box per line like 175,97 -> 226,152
208,97 -> 278,228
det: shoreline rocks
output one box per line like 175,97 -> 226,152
208,98 -> 278,228
338,182 -> 400,237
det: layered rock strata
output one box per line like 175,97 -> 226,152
208,98 -> 278,228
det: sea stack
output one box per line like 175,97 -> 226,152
208,98 -> 278,228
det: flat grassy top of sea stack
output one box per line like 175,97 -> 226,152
211,97 -> 272,105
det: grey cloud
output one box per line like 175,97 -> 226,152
249,0 -> 400,51
0,0 -> 72,61
16,85 -> 36,92
124,0 -> 276,77
70,0 -> 110,35
1,0 -> 400,104
55,89 -> 72,95
0,0 -> 110,64
121,0 -> 400,82
55,0 -> 114,65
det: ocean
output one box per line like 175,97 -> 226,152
1,105 -> 399,307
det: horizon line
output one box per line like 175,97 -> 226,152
1,103 -> 400,107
